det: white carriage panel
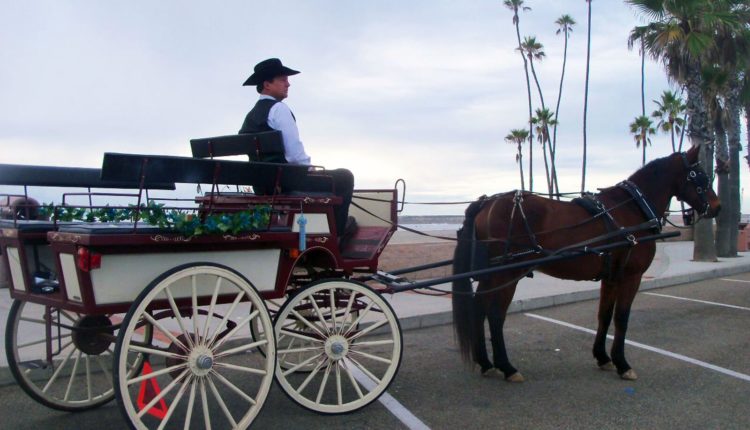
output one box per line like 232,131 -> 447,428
90,249 -> 281,304
350,191 -> 394,228
292,213 -> 330,234
6,247 -> 26,292
60,254 -> 83,301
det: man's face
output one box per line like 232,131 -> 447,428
263,75 -> 290,100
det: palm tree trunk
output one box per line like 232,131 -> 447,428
640,39 -> 646,117
581,0 -> 592,193
670,125 -> 676,153
518,145 -> 525,191
513,17 -> 534,193
528,60 -> 553,196
715,117 -> 731,256
551,30 -> 569,199
723,77 -> 742,257
686,66 -> 717,262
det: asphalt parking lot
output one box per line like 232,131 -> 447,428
1,273 -> 748,429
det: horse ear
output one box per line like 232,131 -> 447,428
686,145 -> 700,164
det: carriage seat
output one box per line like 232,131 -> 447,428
0,219 -> 58,232
191,131 -> 286,163
56,222 -> 169,235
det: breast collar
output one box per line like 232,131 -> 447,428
616,180 -> 662,232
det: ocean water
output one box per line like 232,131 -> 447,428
400,223 -> 460,232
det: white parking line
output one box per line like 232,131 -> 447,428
525,313 -> 750,383
350,366 -> 431,430
721,278 -> 750,284
643,292 -> 750,311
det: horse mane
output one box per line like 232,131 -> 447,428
626,153 -> 677,184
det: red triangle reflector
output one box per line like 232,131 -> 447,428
137,361 -> 168,419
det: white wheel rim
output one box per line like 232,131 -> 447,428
7,300 -> 134,410
274,280 -> 402,414
115,265 -> 275,430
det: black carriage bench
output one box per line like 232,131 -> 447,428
0,163 -> 176,294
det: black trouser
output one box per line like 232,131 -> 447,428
292,168 -> 354,235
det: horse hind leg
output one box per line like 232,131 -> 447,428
593,280 -> 617,371
471,297 -> 494,373
610,274 -> 642,380
484,278 -> 524,382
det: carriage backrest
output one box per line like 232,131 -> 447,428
0,164 -> 176,190
100,152 -> 309,190
190,131 -> 286,163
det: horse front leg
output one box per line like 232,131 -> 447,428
610,274 -> 642,380
593,280 -> 617,370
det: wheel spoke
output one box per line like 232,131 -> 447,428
95,355 -> 113,387
348,318 -> 388,342
315,361 -> 333,404
339,292 -> 358,335
214,338 -> 267,359
200,378 -> 212,430
282,352 -> 325,377
128,344 -> 185,360
329,288 -> 337,333
308,295 -> 330,335
210,310 -> 259,351
347,355 -> 381,385
211,370 -> 256,405
137,368 -> 188,419
352,339 -> 394,347
277,345 -> 322,355
290,309 -> 326,338
344,301 -> 375,337
17,333 -> 72,349
202,276 -> 223,341
296,360 -> 327,394
63,350 -> 82,401
279,328 -> 324,344
143,313 -> 188,352
184,378 -> 197,430
191,275 -> 200,344
335,361 -> 342,405
19,316 -> 47,324
157,375 -> 191,430
349,349 -> 392,365
85,355 -> 92,401
127,362 -> 188,386
340,360 -> 364,400
207,291 -> 246,347
164,287 -> 195,349
215,362 -> 268,376
207,377 -> 237,428
42,344 -> 76,393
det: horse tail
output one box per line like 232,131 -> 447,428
452,197 -> 485,363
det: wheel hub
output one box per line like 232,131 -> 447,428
189,345 -> 214,377
72,315 -> 114,355
324,335 -> 349,360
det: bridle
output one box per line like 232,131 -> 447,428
677,152 -> 711,220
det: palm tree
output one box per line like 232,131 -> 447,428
505,128 -> 529,190
504,0 -> 535,192
552,14 -> 576,197
531,108 -> 557,196
581,0 -> 592,194
651,90 -> 686,153
629,115 -> 656,166
628,26 -> 648,117
627,0 -> 743,262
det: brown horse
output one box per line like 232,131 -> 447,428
452,146 -> 721,382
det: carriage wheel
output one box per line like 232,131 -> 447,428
4,299 -> 150,411
274,279 -> 402,414
114,263 -> 275,430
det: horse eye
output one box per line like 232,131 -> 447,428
689,171 -> 697,178
696,187 -> 703,193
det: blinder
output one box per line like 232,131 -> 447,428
678,152 -> 711,218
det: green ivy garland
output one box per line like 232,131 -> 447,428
38,201 -> 271,237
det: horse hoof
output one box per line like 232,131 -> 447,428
506,372 -> 525,383
481,368 -> 503,378
599,361 -> 615,371
620,369 -> 638,381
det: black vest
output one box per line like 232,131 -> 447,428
239,98 -> 278,134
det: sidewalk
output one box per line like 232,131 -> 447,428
1,239 -> 748,386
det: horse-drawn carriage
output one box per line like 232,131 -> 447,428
0,131 -> 720,429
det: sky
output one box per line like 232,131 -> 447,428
0,0 -> 747,216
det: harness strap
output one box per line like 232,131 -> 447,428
617,180 -> 662,233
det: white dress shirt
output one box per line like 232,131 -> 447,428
260,95 -> 312,165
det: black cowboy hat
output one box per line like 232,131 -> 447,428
243,58 -> 300,86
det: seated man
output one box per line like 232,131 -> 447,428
239,58 -> 355,238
